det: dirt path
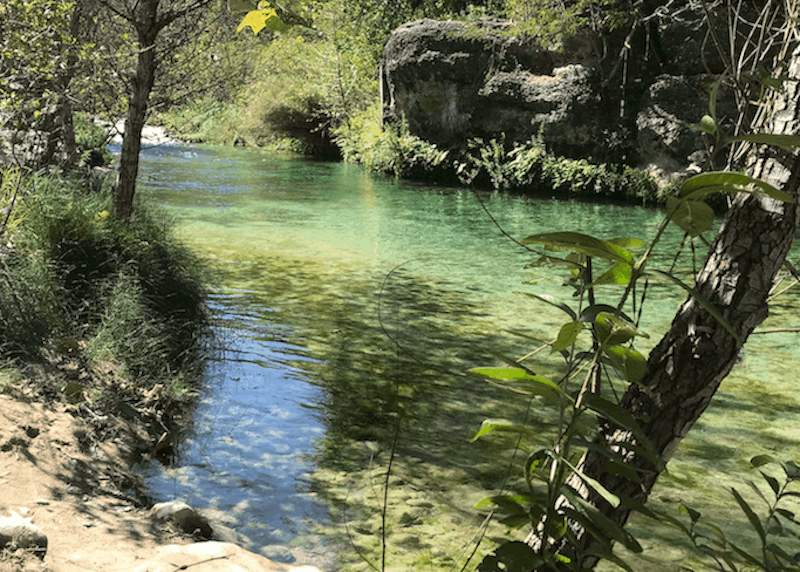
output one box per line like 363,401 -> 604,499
0,392 -> 184,572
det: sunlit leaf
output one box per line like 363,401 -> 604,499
552,320 -> 584,352
666,196 -> 715,236
680,171 -> 795,203
729,133 -> 800,151
603,345 -> 647,384
592,261 -> 632,286
522,232 -> 633,264
237,7 -> 286,35
607,237 -> 646,249
471,419 -> 522,441
692,114 -> 718,136
594,312 -> 647,346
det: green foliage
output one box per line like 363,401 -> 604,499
157,97 -> 245,145
469,97 -> 800,568
73,112 -> 112,167
670,457 -> 800,571
502,0 -> 629,50
3,168 -> 209,381
334,107 -> 450,179
458,135 -> 660,203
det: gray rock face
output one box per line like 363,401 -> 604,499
0,513 -> 48,557
382,19 -> 607,154
636,74 -> 738,167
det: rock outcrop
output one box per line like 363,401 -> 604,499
382,19 -> 609,159
381,12 -> 748,176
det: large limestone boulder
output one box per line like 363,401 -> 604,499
382,18 -> 618,160
132,541 -> 324,572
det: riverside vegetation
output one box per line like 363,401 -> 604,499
0,129 -> 211,467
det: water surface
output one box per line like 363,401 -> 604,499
135,144 -> 800,570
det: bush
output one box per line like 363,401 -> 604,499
334,106 -> 452,181
4,168 -> 210,381
459,135 -> 661,203
73,112 -> 113,167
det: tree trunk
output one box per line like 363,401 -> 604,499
115,0 -> 161,219
527,44 -> 800,570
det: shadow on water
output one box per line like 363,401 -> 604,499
134,144 -> 800,571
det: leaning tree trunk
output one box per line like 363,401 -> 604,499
115,0 -> 161,220
527,42 -> 800,571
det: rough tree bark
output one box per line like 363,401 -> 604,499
526,37 -> 800,572
115,0 -> 160,220
111,0 -> 213,219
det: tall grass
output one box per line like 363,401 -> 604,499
0,167 -> 210,384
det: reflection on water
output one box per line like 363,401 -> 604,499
134,144 -> 800,569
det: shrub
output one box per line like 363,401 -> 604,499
73,112 -> 113,167
334,106 -> 451,180
4,168 -> 210,381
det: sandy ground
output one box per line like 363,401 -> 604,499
0,392 -> 189,572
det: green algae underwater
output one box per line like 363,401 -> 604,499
139,144 -> 800,571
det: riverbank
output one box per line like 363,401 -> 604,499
0,361 -> 327,572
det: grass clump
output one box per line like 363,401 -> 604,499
0,166 -> 210,385
334,106 -> 453,181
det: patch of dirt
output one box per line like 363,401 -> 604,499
0,359 -> 194,572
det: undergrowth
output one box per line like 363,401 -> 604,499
334,111 -> 663,204
0,167 -> 210,386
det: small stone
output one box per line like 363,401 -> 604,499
0,513 -> 47,558
151,500 -> 213,538
34,500 -> 50,506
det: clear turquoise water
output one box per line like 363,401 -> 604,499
132,143 -> 800,568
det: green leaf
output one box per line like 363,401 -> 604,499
731,488 -> 766,542
471,419 -> 522,442
729,133 -> 800,151
582,550 -> 635,572
499,514 -> 532,529
607,237 -> 646,250
665,196 -> 715,236
469,367 -> 534,382
558,457 -> 620,508
594,312 -> 647,346
760,471 -> 781,497
468,368 -> 563,400
678,503 -> 702,523
552,320 -> 584,352
522,232 -> 634,264
692,114 -> 718,136
228,0 -> 257,12
603,345 -> 647,384
476,494 -> 529,513
784,461 -> 800,480
751,455 -> 776,468
592,261 -> 632,286
653,270 -> 744,345
680,171 -> 795,203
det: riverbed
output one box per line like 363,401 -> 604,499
134,143 -> 800,571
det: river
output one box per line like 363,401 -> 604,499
134,143 -> 800,571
